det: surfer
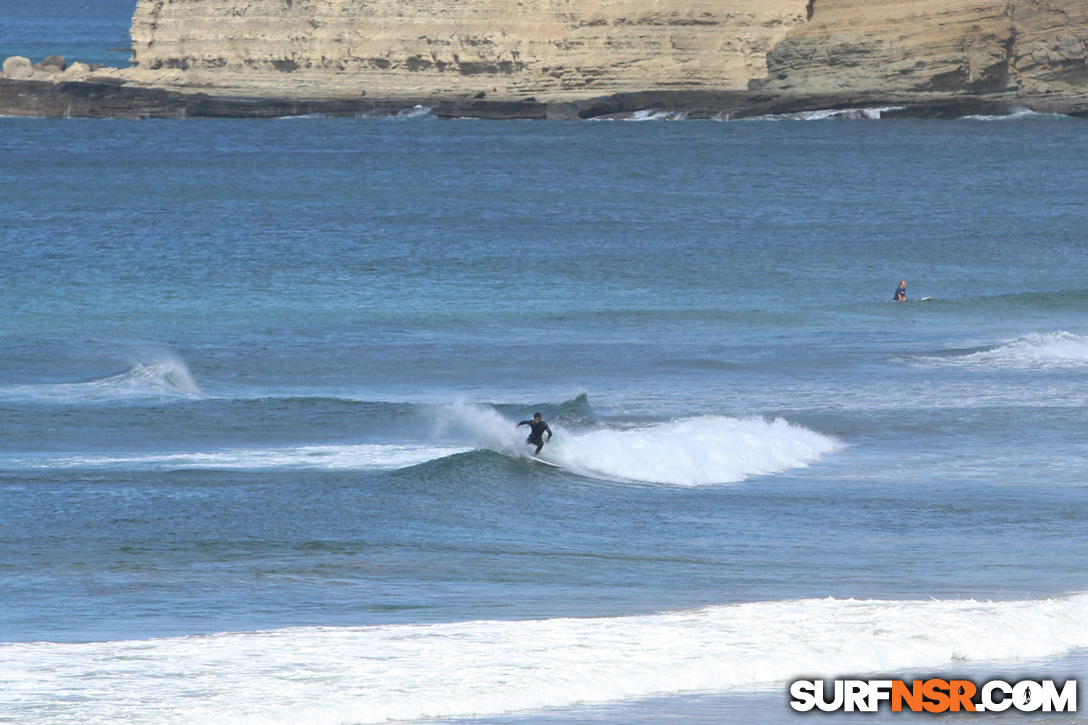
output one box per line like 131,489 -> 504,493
894,280 -> 907,302
516,412 -> 552,457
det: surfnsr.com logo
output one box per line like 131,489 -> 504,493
789,679 -> 1078,713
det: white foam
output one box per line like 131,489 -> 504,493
557,416 -> 838,485
627,109 -> 689,121
14,443 -> 470,471
0,355 -> 202,402
960,108 -> 1074,122
448,404 -> 838,484
919,331 -> 1088,371
586,109 -> 689,122
446,404 -> 838,484
740,107 -> 903,122
4,593 -> 1087,724
395,104 -> 433,118
445,400 -> 530,456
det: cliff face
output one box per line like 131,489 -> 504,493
761,1 -> 1018,96
1010,1 -> 1088,96
5,0 -> 1088,117
761,0 -> 1088,104
125,0 -> 808,100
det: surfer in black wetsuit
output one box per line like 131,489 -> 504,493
516,412 -> 552,457
894,280 -> 907,301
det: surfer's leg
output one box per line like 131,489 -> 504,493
533,442 -> 544,456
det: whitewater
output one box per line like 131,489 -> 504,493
5,594 -> 1088,724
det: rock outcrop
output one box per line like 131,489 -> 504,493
761,1 -> 1020,96
3,0 -> 1088,118
122,0 -> 807,101
2,56 -> 33,80
2,55 -> 101,83
760,0 -> 1088,111
1009,1 -> 1088,98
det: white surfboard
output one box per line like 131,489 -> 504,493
530,456 -> 563,469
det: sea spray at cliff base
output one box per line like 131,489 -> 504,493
4,593 -> 1086,725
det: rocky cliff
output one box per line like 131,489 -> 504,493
3,0 -> 1088,118
761,0 -> 1088,111
122,0 -> 807,101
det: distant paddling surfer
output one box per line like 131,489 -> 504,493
516,412 -> 552,457
894,280 -> 907,302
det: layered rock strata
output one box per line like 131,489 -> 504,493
3,0 -> 1088,118
761,0 -> 1088,111
120,0 -> 807,100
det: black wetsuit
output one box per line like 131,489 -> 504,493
518,419 -> 552,455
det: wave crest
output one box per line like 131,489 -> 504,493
920,331 -> 1088,371
449,402 -> 839,485
111,359 -> 203,397
0,355 -> 202,402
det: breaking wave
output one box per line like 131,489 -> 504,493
739,107 -> 903,121
3,593 -> 1086,724
452,402 -> 840,485
0,355 -> 202,402
916,331 -> 1088,371
959,108 -> 1076,122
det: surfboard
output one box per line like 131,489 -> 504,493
530,457 -> 563,469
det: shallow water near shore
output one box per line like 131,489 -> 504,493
3,109 -> 1088,723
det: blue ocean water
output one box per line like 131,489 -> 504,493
4,5 -> 1088,724
0,0 -> 135,67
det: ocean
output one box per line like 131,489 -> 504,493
3,3 -> 1088,724
0,0 -> 134,68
